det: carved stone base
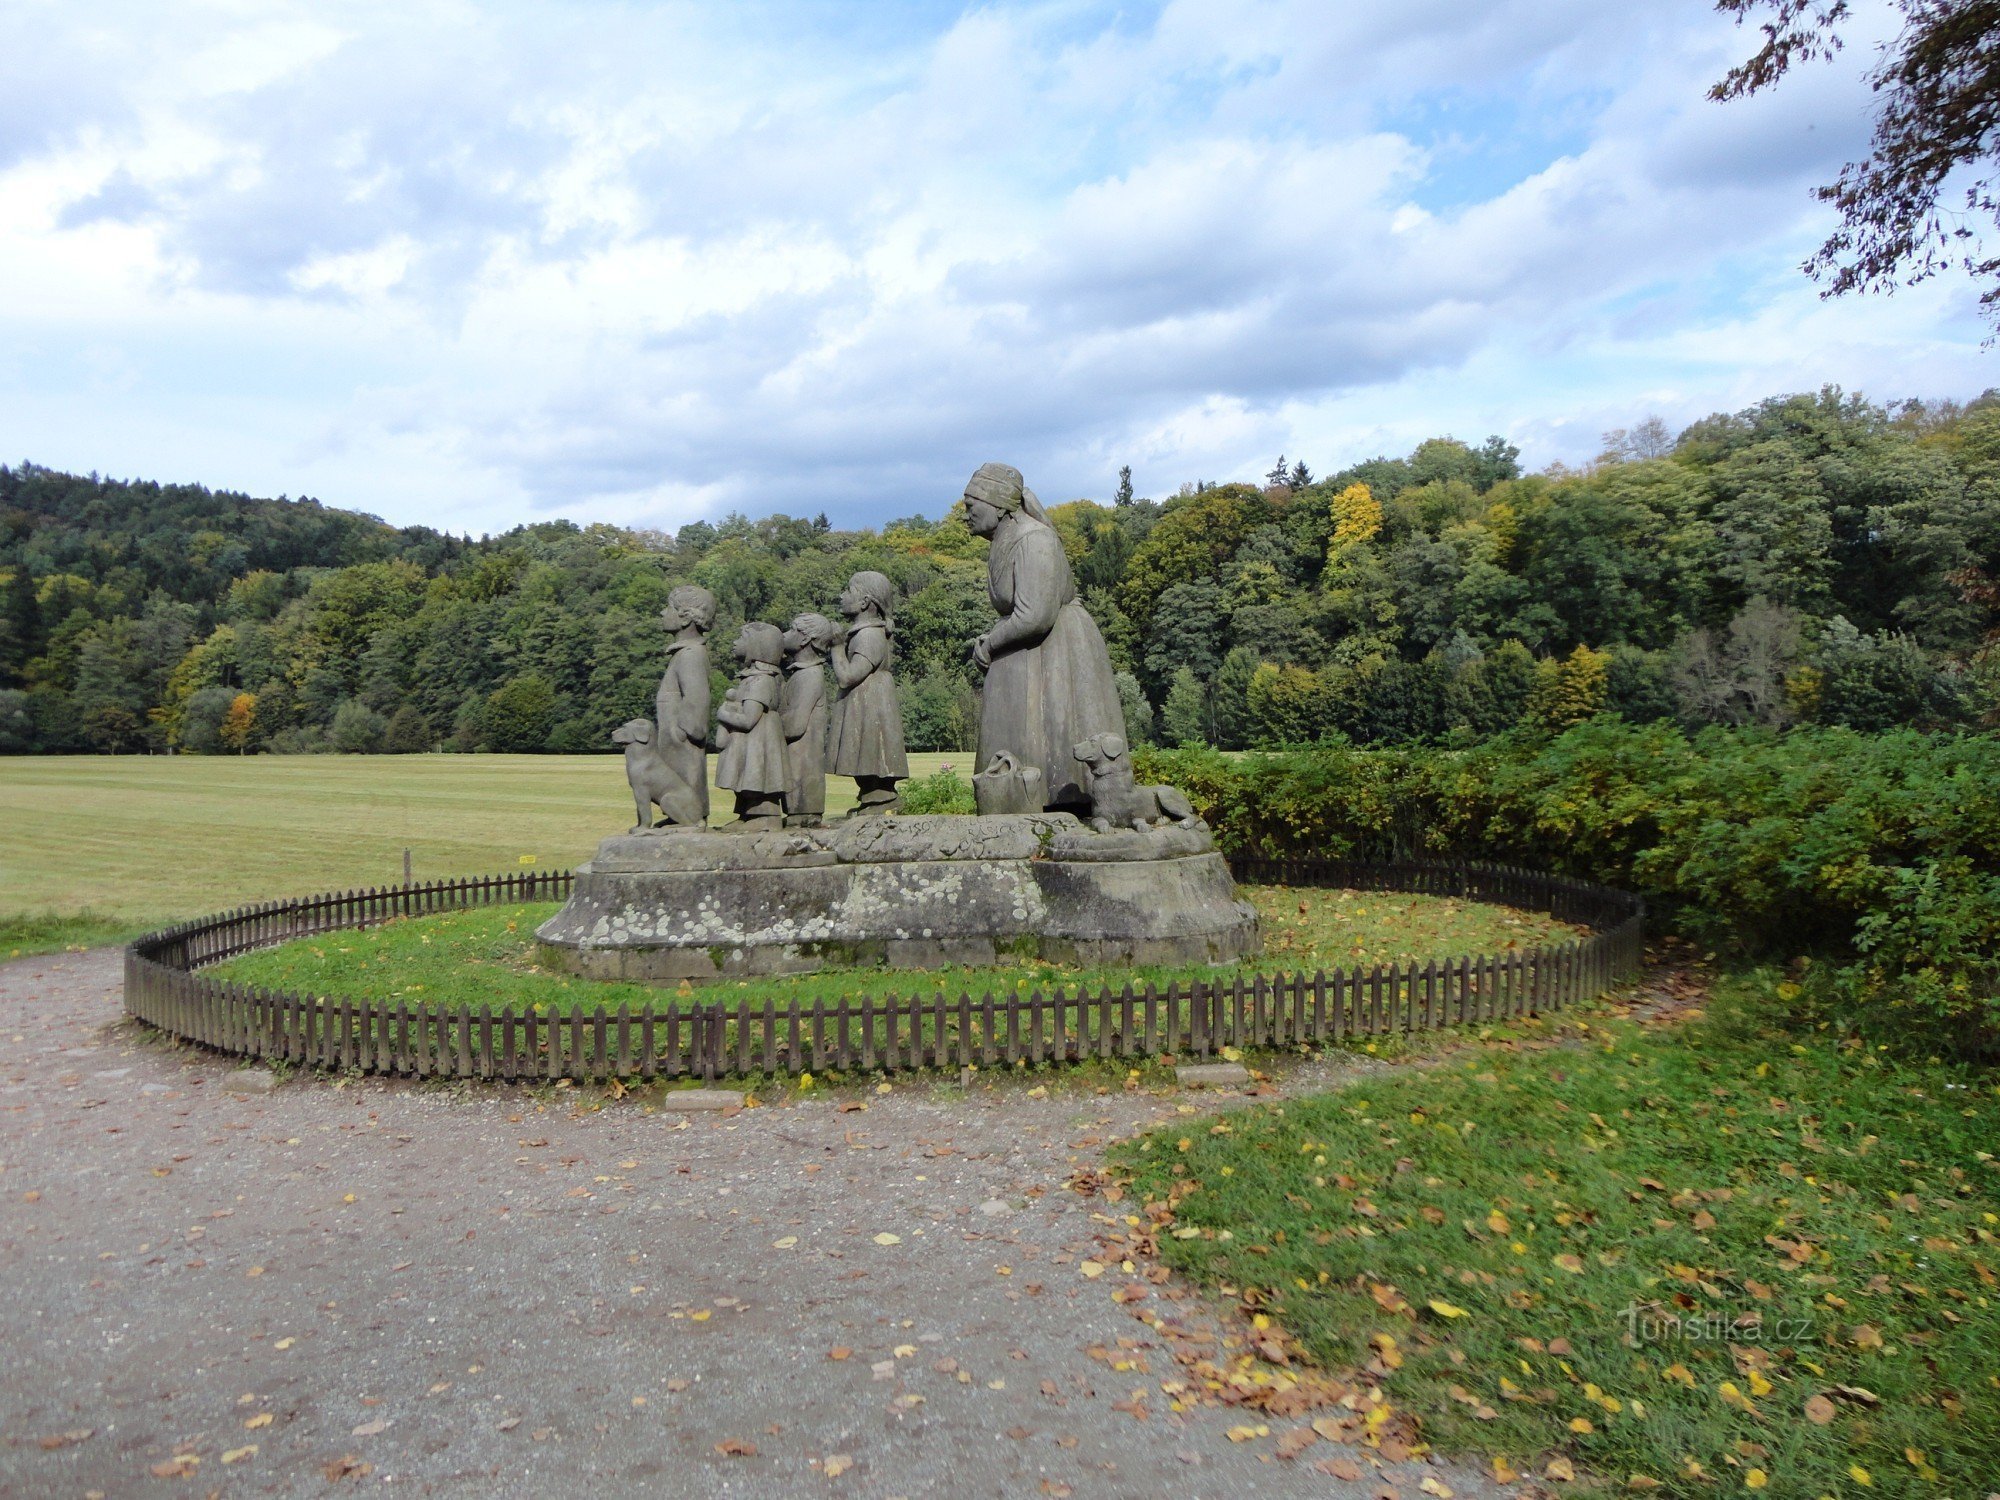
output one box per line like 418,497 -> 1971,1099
534,813 -> 1259,982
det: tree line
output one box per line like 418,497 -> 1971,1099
4,383 -> 1998,758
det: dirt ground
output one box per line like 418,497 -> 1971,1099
0,947 -> 1516,1500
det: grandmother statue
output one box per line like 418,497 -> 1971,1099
962,462 -> 1126,816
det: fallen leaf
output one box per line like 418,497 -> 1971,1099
1316,1457 -> 1364,1481
1079,1260 -> 1105,1279
497,1417 -> 521,1432
1553,1254 -> 1585,1275
1804,1393 -> 1835,1424
351,1418 -> 389,1437
243,1412 -> 273,1430
714,1438 -> 758,1457
322,1455 -> 371,1481
1428,1299 -> 1469,1319
150,1456 -> 199,1479
829,1346 -> 851,1361
873,1233 -> 901,1246
1275,1426 -> 1317,1459
773,1236 -> 798,1249
1745,1471 -> 1767,1490
1420,1480 -> 1454,1498
824,1453 -> 852,1477
1848,1465 -> 1872,1487
221,1445 -> 257,1464
1546,1456 -> 1577,1482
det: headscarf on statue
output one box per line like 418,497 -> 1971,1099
963,462 -> 1052,524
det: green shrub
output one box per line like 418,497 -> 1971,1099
897,766 -> 976,815
1141,723 -> 2000,1058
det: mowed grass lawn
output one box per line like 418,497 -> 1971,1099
209,886 -> 1583,1013
1110,984 -> 2000,1495
0,752 -> 966,948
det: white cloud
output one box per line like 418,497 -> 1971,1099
0,0 -> 1987,534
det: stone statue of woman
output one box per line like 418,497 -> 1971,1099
962,463 -> 1124,815
650,584 -> 716,826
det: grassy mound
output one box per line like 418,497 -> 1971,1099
207,884 -> 1583,1014
1109,981 -> 2000,1494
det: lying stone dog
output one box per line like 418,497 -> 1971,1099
613,717 -> 704,831
1072,732 -> 1198,832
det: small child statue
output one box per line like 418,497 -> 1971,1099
714,621 -> 788,828
828,571 -> 909,816
780,612 -> 836,825
650,584 -> 716,827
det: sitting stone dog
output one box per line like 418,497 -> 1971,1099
613,717 -> 704,831
1071,732 -> 1198,832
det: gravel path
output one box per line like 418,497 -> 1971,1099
1,948 -> 1511,1500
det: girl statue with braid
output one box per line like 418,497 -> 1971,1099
827,571 -> 908,815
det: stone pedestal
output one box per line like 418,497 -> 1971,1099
534,813 -> 1258,982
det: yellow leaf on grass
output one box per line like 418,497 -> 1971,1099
1427,1299 -> 1469,1319
1487,1210 -> 1510,1233
1849,1465 -> 1873,1487
1554,1254 -> 1585,1274
1746,1369 -> 1774,1397
1744,1469 -> 1767,1489
1568,1417 -> 1594,1434
1661,1363 -> 1696,1388
1545,1456 -> 1576,1482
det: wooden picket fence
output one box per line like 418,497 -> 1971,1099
124,859 -> 1644,1084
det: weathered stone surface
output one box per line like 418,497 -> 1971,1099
661,1089 -> 744,1112
221,1069 -> 278,1094
536,812 -> 1259,983
1174,1063 -> 1251,1087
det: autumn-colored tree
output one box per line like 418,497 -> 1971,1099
219,691 -> 257,754
1527,644 -> 1612,728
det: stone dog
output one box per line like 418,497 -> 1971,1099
613,717 -> 702,832
1071,732 -> 1198,832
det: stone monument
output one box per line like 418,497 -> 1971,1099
535,464 -> 1258,982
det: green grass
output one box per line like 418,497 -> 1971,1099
207,884 -> 1583,1013
0,751 -> 966,933
0,910 -> 145,960
1109,978 -> 2000,1496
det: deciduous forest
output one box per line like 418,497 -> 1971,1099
5,385 -> 1998,757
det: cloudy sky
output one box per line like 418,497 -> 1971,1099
2,0 -> 1991,534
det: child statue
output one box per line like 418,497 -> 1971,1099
714,621 -> 788,828
780,612 -> 836,825
648,584 -> 716,827
827,570 -> 908,816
